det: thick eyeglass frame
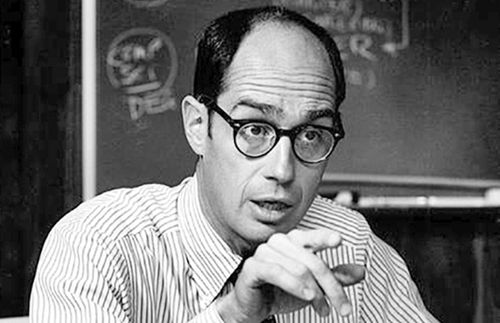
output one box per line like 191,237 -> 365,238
198,95 -> 345,164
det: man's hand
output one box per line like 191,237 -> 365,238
216,229 -> 365,323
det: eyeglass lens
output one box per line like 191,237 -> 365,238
294,126 -> 334,162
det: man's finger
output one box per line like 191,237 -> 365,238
267,233 -> 351,316
287,229 -> 341,253
239,257 -> 315,302
331,264 -> 366,286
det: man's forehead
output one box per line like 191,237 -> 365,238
228,22 -> 334,75
221,66 -> 338,112
219,22 -> 338,107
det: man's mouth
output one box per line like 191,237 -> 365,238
252,200 -> 292,212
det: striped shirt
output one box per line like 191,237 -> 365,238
30,175 -> 438,322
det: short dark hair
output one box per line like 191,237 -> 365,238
193,6 -> 346,108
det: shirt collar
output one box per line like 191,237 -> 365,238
178,174 -> 242,307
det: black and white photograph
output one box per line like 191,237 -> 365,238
1,0 -> 499,322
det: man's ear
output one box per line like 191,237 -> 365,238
181,95 -> 208,156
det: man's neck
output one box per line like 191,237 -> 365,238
195,165 -> 255,257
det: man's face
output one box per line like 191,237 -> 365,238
198,22 -> 339,255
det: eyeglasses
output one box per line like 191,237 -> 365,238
198,95 -> 345,164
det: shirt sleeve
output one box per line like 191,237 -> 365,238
30,218 -> 130,323
359,233 -> 440,323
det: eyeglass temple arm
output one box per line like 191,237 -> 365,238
197,95 -> 239,126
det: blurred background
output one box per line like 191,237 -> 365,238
1,0 -> 499,322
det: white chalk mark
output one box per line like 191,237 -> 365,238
381,0 -> 410,55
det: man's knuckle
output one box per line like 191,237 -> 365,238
268,232 -> 286,245
243,257 -> 257,270
267,262 -> 282,277
295,263 -> 311,280
287,229 -> 302,239
254,244 -> 269,257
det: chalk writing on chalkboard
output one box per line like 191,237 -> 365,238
274,0 -> 410,90
123,0 -> 169,8
106,27 -> 178,120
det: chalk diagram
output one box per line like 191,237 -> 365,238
274,0 -> 410,90
106,27 -> 178,121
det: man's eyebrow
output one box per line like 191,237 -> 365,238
230,99 -> 335,122
305,108 -> 336,122
231,98 -> 284,117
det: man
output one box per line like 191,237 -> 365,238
30,6 -> 438,323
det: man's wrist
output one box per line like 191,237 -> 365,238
216,293 -> 256,323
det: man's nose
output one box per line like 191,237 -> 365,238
263,136 -> 295,184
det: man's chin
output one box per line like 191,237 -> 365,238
243,218 -> 293,247
235,204 -> 303,255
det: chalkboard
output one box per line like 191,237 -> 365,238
96,0 -> 500,193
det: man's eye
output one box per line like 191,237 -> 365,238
250,126 -> 262,135
302,129 -> 321,142
305,131 -> 318,141
244,124 -> 271,137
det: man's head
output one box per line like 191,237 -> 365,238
182,6 -> 345,256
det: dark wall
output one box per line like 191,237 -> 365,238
0,0 -> 81,316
